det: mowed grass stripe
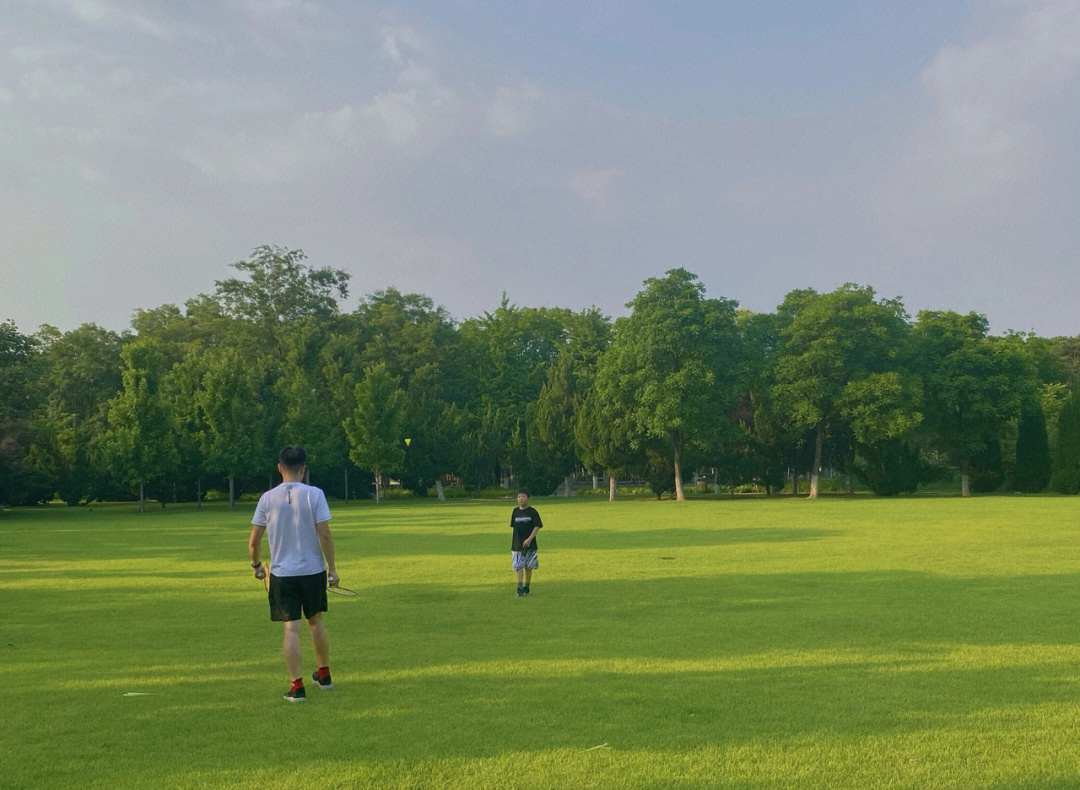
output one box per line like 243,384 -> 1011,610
3,496 -> 1080,789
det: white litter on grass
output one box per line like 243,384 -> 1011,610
122,692 -> 154,696
581,743 -> 612,752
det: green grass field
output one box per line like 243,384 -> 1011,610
4,494 -> 1080,789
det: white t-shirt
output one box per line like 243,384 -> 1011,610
252,482 -> 331,577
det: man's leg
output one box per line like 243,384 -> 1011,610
283,620 -> 303,680
525,568 -> 532,586
307,612 -> 330,668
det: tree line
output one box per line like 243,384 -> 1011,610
3,245 -> 1080,509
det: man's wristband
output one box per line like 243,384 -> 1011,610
251,561 -> 262,569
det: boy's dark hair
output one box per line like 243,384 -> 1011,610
278,445 -> 307,472
517,487 -> 531,498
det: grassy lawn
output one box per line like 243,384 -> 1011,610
4,494 -> 1080,789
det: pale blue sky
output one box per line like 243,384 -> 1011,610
2,1 -> 1079,335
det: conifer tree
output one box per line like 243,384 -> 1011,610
1014,400 -> 1051,493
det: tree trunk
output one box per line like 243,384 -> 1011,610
674,440 -> 685,501
792,472 -> 799,496
435,478 -> 446,502
374,471 -> 380,504
344,467 -> 348,501
809,424 -> 824,499
592,474 -> 598,490
172,482 -> 177,504
228,474 -> 235,509
564,475 -> 572,497
961,458 -> 971,497
139,481 -> 145,514
608,474 -> 616,501
197,478 -> 201,508
844,443 -> 855,496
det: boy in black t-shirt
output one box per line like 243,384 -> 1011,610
510,487 -> 542,597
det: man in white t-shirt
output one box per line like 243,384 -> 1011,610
248,445 -> 340,703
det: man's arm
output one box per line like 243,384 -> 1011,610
522,526 -> 540,548
248,524 -> 266,577
314,520 -> 338,584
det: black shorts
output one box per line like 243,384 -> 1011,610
268,571 -> 328,622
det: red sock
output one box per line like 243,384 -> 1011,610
317,667 -> 330,679
290,678 -> 304,691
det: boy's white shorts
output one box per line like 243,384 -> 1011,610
511,551 -> 539,571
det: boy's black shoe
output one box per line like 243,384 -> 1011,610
284,685 -> 306,703
312,670 -> 334,690
523,585 -> 531,595
516,586 -> 525,597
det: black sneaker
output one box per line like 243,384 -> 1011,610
312,670 -> 334,690
523,585 -> 530,595
516,587 -> 525,597
284,685 -> 306,703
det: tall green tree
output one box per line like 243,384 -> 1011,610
772,285 -> 911,498
1054,336 -> 1080,385
1040,383 -> 1071,463
214,245 -> 349,327
1050,388 -> 1080,494
836,370 -> 924,494
28,324 -> 124,504
270,319 -> 348,488
458,297 -> 582,484
911,312 -> 1032,496
198,348 -> 267,508
344,364 -> 407,503
1013,400 -> 1052,493
574,387 -> 640,501
529,353 -> 582,496
354,289 -> 463,393
0,322 -> 48,507
731,311 -> 790,495
168,350 -> 210,503
210,245 -> 350,372
102,341 -> 178,512
401,364 -> 468,500
597,269 -> 740,501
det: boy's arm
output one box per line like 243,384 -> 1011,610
522,509 -> 542,548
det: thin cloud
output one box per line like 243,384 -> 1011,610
2,1 -> 1078,336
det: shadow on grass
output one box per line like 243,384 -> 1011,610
357,526 -> 839,557
14,568 -> 1080,787
353,571 -> 1080,668
306,570 -> 1080,763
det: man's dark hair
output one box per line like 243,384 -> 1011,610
278,445 -> 307,472
517,487 -> 531,498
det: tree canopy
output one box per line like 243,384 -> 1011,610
2,248 -> 1077,509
